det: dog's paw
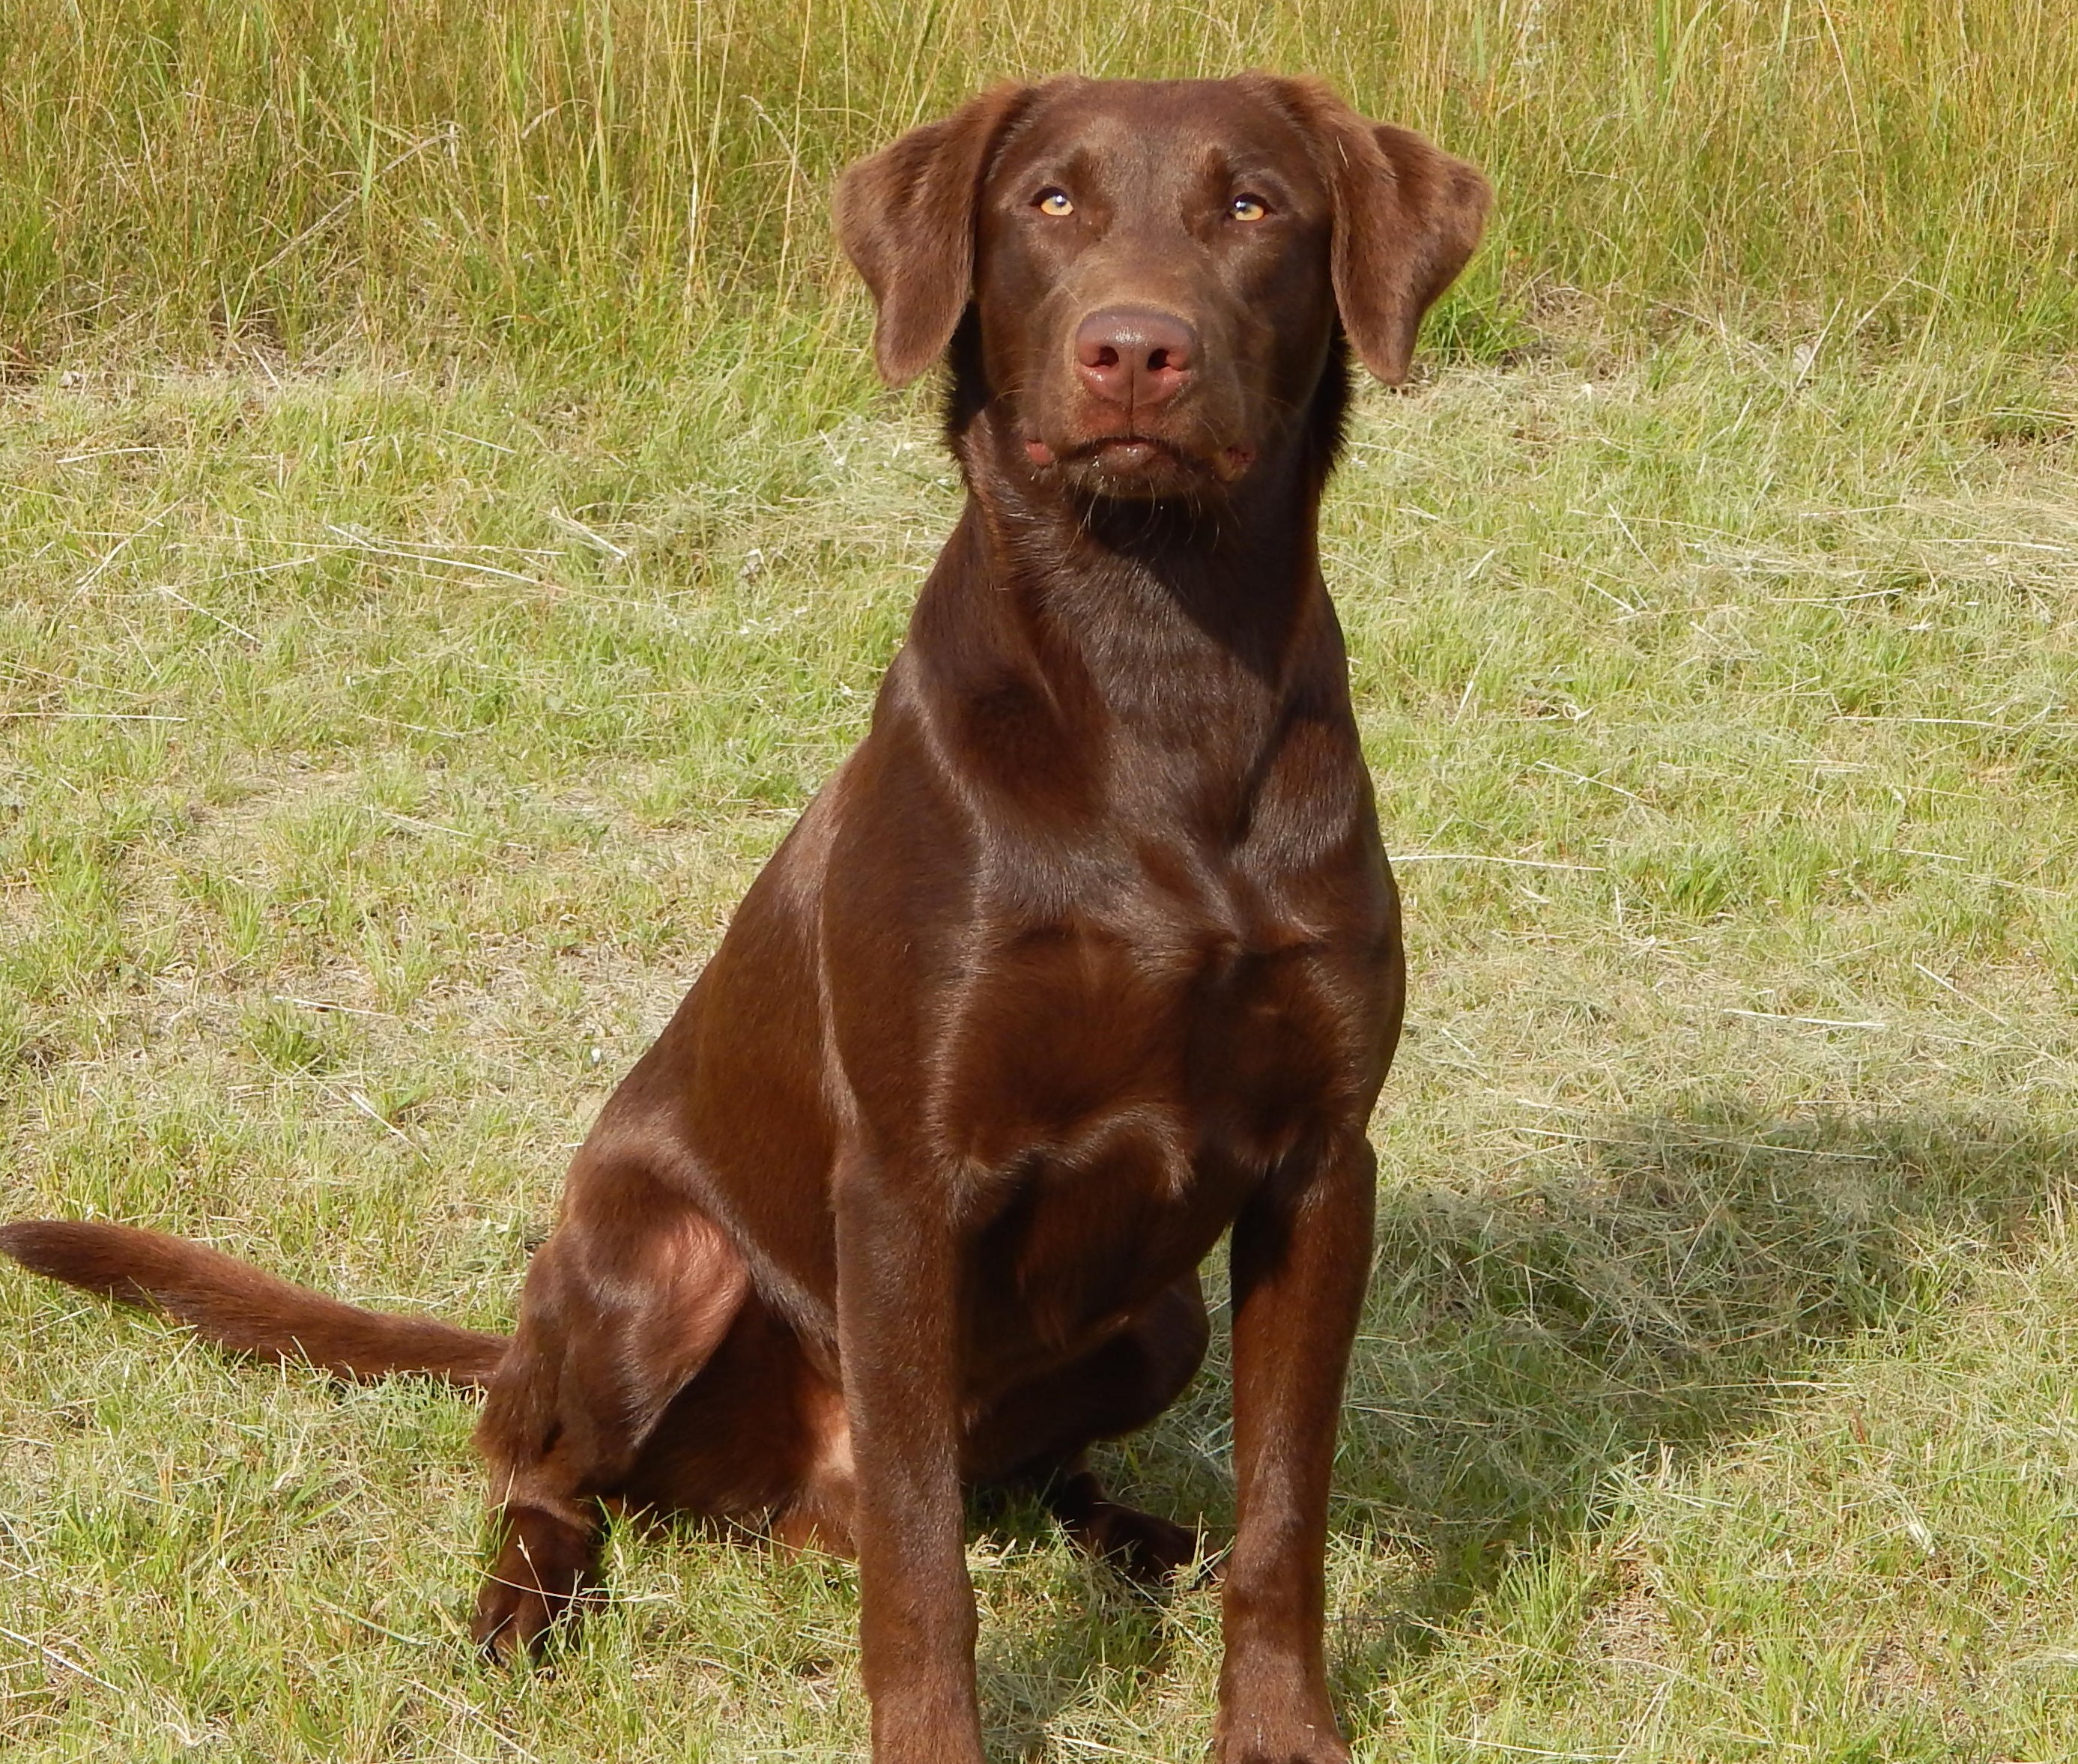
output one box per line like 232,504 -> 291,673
1214,1677 -> 1350,1764
470,1507 -> 601,1664
1213,1719 -> 1351,1764
1076,1498 -> 1208,1586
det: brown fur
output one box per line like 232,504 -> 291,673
0,1219 -> 505,1386
1,74 -> 1488,1764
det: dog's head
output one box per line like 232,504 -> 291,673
837,76 -> 1490,503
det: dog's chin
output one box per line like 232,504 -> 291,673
1032,435 -> 1258,503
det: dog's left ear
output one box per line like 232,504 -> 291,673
835,83 -> 1039,387
1269,79 -> 1493,385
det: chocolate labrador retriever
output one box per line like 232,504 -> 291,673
1,74 -> 1488,1763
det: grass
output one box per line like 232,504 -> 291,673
5,0 -> 2078,1757
4,0 -> 2077,368
4,332 -> 2076,1760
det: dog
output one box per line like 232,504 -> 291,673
2,73 -> 1488,1764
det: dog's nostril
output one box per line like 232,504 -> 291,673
1095,346 -> 1120,369
1147,348 -> 1169,372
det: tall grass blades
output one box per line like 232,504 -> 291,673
2,0 -> 2074,369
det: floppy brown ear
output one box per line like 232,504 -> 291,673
834,84 -> 1038,387
1274,80 -> 1492,384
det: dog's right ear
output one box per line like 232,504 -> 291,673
834,84 -> 1037,387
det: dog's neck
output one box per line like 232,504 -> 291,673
918,344 -> 1354,738
986,456 -> 1316,664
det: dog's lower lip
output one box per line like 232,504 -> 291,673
1058,436 -> 1190,468
1029,436 -> 1172,467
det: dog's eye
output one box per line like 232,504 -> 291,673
1035,188 -> 1075,216
1229,194 -> 1270,222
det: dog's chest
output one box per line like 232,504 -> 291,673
937,859 -> 1375,1361
945,824 -> 1378,1177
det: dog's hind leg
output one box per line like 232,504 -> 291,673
470,1154 -> 748,1660
969,1273 -> 1211,1581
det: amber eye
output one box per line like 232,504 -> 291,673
1035,188 -> 1075,216
1230,194 -> 1270,222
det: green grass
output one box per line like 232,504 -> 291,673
4,0 -> 2077,368
4,333 -> 2076,1760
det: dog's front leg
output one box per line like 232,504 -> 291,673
835,1154 -> 983,1764
1215,1133 -> 1376,1764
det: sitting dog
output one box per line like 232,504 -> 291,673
3,73 -> 1488,1764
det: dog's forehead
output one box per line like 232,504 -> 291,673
990,78 -> 1324,196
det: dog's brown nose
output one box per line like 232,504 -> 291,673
1073,308 -> 1196,410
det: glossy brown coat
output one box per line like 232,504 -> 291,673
1,74 -> 1489,1764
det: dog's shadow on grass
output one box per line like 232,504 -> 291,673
974,1105 -> 2064,1749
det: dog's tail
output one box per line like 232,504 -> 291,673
0,1219 -> 508,1389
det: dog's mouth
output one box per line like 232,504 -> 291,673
1024,434 -> 1257,487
